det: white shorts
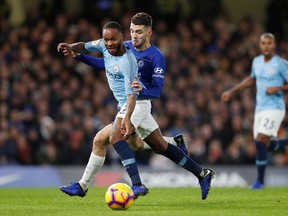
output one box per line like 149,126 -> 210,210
116,100 -> 159,139
253,109 -> 285,139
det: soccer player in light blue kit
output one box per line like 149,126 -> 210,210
221,33 -> 288,189
57,21 -> 148,198
59,13 -> 214,200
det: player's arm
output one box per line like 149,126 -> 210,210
57,42 -> 87,55
74,54 -> 105,70
139,55 -> 165,98
266,83 -> 288,95
121,56 -> 139,137
221,76 -> 255,102
139,79 -> 163,98
268,59 -> 288,94
121,93 -> 136,137
69,42 -> 87,53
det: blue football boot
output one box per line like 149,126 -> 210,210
60,182 -> 87,197
199,168 -> 215,200
174,134 -> 188,155
131,184 -> 149,199
249,181 -> 264,190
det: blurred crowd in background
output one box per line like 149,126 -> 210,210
1,0 -> 288,167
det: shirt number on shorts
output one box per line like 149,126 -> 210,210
263,118 -> 275,130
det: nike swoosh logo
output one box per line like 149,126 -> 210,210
0,173 -> 22,186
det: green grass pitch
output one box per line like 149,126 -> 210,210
0,187 -> 287,216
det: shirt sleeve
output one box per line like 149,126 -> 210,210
279,58 -> 288,82
140,53 -> 165,98
124,52 -> 139,96
84,39 -> 103,52
250,58 -> 256,78
74,54 -> 105,70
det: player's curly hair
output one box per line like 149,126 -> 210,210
131,12 -> 152,28
103,21 -> 122,32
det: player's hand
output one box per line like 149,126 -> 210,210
266,86 -> 280,95
131,77 -> 142,92
57,43 -> 72,56
120,116 -> 134,137
221,90 -> 232,102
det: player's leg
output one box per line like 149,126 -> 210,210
78,124 -> 112,190
250,110 -> 284,190
110,113 -> 147,199
60,124 -> 111,197
128,132 -> 188,154
127,133 -> 145,150
163,134 -> 188,154
267,110 -> 288,153
130,100 -> 188,153
268,138 -> 288,152
140,113 -> 214,200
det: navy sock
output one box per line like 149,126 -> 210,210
162,144 -> 203,179
113,140 -> 141,185
255,141 -> 267,184
267,139 -> 288,153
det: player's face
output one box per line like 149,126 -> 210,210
259,36 -> 275,58
130,23 -> 152,50
103,28 -> 123,56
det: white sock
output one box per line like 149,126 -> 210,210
79,153 -> 105,191
163,136 -> 177,145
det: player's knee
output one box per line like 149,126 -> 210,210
93,135 -> 106,148
109,134 -> 120,145
132,143 -> 144,151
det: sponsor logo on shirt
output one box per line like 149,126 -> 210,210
154,67 -> 164,74
267,68 -> 275,75
113,64 -> 119,73
138,60 -> 144,68
91,40 -> 100,46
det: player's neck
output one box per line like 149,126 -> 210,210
115,45 -> 126,56
264,54 -> 274,62
135,42 -> 151,51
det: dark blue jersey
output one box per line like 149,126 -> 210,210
75,40 -> 166,99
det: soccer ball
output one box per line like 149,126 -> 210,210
105,183 -> 134,210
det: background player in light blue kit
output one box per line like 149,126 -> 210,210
221,33 -> 288,189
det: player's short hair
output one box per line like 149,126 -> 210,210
131,12 -> 152,28
260,33 -> 275,42
103,21 -> 122,32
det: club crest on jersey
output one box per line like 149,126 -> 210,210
113,64 -> 119,73
138,60 -> 144,68
154,67 -> 164,74
267,68 -> 275,75
91,40 -> 100,46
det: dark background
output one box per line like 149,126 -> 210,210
1,0 -> 288,168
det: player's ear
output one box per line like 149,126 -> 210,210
148,29 -> 153,37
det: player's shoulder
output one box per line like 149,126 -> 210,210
149,44 -> 164,56
274,54 -> 287,63
253,54 -> 262,61
124,41 -> 133,49
274,55 -> 288,69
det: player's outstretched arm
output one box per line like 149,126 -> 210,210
221,76 -> 255,102
74,54 -> 105,70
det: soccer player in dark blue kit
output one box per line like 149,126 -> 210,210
60,12 -> 214,200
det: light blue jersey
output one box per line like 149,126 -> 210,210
85,39 -> 139,109
251,54 -> 288,112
